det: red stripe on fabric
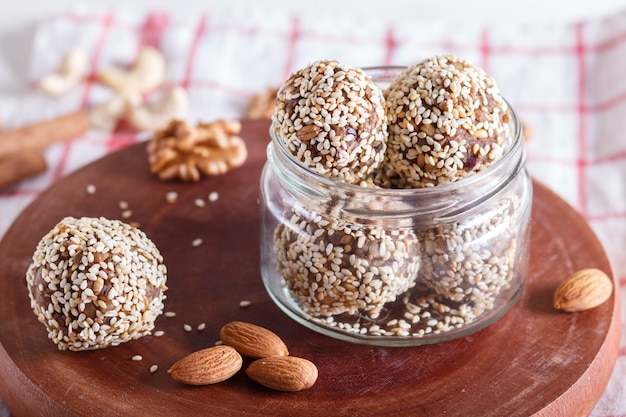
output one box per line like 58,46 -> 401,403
105,132 -> 141,152
480,28 -> 491,73
51,12 -> 114,181
592,148 -> 626,164
383,27 -> 396,66
590,27 -> 626,53
282,15 -> 301,81
181,13 -> 208,89
575,23 -> 588,215
0,188 -> 42,197
138,11 -> 169,49
587,211 -> 626,222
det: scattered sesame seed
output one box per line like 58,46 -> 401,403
214,340 -> 224,346
121,210 -> 133,219
191,238 -> 203,247
208,191 -> 219,202
197,323 -> 206,331
118,201 -> 129,210
183,324 -> 192,332
165,191 -> 178,203
150,365 -> 158,373
164,311 -> 176,318
194,198 -> 206,208
239,300 -> 251,308
153,330 -> 165,337
131,355 -> 143,361
85,184 -> 96,194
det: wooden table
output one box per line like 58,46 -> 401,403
0,119 -> 620,416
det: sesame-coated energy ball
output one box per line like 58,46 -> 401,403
272,59 -> 388,184
26,217 -> 168,351
385,55 -> 510,187
273,210 -> 420,318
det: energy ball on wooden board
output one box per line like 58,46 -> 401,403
385,54 -> 510,187
26,217 -> 168,351
272,59 -> 388,184
273,209 -> 421,318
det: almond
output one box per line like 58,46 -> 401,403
168,345 -> 242,385
246,356 -> 318,391
295,124 -> 321,141
219,321 -> 289,358
553,268 -> 613,312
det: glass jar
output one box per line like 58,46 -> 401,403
259,67 -> 532,346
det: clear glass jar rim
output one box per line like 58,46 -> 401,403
269,103 -> 523,195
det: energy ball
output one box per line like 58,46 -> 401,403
273,209 -> 420,318
26,217 -> 168,351
272,59 -> 388,184
385,54 -> 510,187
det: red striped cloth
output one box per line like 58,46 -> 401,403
1,5 -> 626,415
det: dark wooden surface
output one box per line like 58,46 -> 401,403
0,119 -> 620,417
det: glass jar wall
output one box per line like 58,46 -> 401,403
259,68 -> 532,346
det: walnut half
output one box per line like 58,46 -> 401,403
147,119 -> 248,181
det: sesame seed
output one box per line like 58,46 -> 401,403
239,300 -> 251,308
164,311 -> 176,318
131,355 -> 143,361
194,198 -> 206,208
121,210 -> 132,219
191,238 -> 203,247
150,365 -> 158,373
118,201 -> 129,210
208,191 -> 219,202
183,324 -> 192,332
165,191 -> 178,203
197,323 -> 206,331
153,330 -> 165,337
85,184 -> 96,194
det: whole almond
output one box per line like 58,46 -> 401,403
168,345 -> 242,385
553,268 -> 613,312
220,321 -> 289,358
246,356 -> 318,391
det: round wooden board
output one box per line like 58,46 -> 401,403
0,119 -> 620,417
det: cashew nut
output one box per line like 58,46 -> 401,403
89,92 -> 142,131
126,87 -> 189,132
98,46 -> 166,94
38,49 -> 87,96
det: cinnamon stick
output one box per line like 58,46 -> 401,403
0,151 -> 47,188
0,109 -> 90,159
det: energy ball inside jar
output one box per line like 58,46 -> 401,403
272,59 -> 388,184
26,217 -> 168,351
273,210 -> 421,318
385,54 -> 510,187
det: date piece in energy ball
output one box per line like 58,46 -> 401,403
26,217 -> 168,351
385,54 -> 510,187
272,59 -> 388,184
